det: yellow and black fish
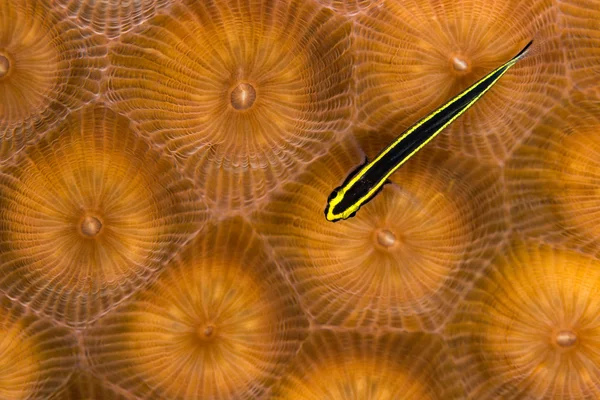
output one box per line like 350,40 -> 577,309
325,40 -> 534,222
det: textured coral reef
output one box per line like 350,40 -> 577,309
558,0 -> 600,95
84,218 -> 308,399
0,105 -> 207,326
353,0 -> 566,162
254,138 -> 507,330
56,0 -> 172,39
0,0 -> 106,162
50,372 -> 133,400
0,0 -> 599,398
105,0 -> 353,214
316,0 -> 384,15
506,93 -> 600,255
446,240 -> 600,399
271,331 -> 465,399
0,296 -> 77,399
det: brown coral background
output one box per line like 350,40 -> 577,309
0,0 -> 599,399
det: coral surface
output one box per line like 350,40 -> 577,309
446,240 -> 600,399
0,105 -> 207,326
0,0 -> 106,162
0,0 -> 599,398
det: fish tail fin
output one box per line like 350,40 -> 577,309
511,33 -> 551,64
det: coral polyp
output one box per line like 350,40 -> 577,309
0,0 -> 107,162
558,0 -> 600,94
254,138 -> 507,330
506,95 -> 600,254
0,324 -> 39,399
0,0 -> 597,397
84,217 -> 308,399
0,105 -> 208,326
271,331 -> 465,399
106,0 -> 353,214
446,240 -> 600,399
353,0 -> 566,162
0,297 -> 77,399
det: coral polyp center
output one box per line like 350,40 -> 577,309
80,216 -> 103,238
0,54 -> 9,78
449,53 -> 471,74
375,228 -> 397,249
230,82 -> 257,110
82,218 -> 308,399
106,0 -> 352,212
555,330 -> 577,348
447,243 -> 600,398
0,106 -> 206,327
197,324 -> 217,341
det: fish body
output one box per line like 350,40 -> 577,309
324,40 -> 534,222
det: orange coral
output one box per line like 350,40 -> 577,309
105,0 -> 354,214
56,0 -> 172,39
84,217 -> 308,399
50,372 -> 133,400
0,0 -> 107,162
446,240 -> 600,399
558,0 -> 600,95
506,94 -> 600,255
271,331 -> 465,399
0,105 -> 208,327
253,137 -> 507,330
0,296 -> 77,400
353,0 -> 566,162
0,0 -> 598,397
316,0 -> 383,15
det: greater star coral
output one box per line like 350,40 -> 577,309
446,240 -> 600,399
253,137 -> 507,330
50,371 -> 132,400
0,105 -> 208,327
353,0 -> 566,162
0,0 -> 597,398
0,0 -> 107,162
558,0 -> 600,95
506,94 -> 600,256
106,0 -> 354,214
84,217 -> 309,399
0,296 -> 77,400
56,0 -> 173,39
271,331 -> 465,399
316,0 -> 383,16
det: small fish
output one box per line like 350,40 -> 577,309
324,40 -> 534,222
